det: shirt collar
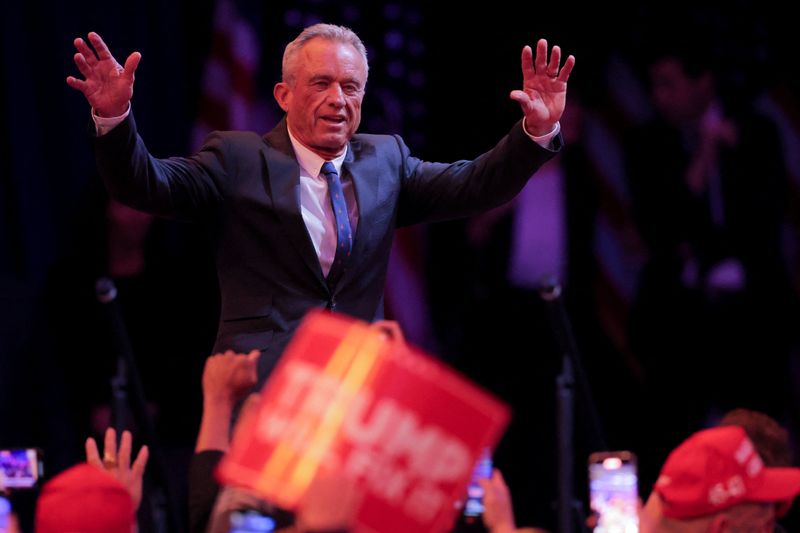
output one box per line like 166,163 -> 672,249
286,124 -> 348,179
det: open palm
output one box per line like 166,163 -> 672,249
510,39 -> 575,136
66,32 -> 140,117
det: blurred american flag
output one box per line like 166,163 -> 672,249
191,0 -> 271,149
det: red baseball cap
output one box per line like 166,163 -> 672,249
35,463 -> 135,533
654,426 -> 800,519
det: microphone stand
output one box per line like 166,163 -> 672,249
538,277 -> 606,533
95,278 -> 183,533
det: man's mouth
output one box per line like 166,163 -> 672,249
320,115 -> 346,125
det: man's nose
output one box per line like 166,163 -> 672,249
326,84 -> 346,106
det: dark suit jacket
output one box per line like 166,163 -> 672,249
95,114 -> 561,381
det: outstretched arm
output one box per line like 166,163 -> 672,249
510,38 -> 575,137
66,32 -> 141,118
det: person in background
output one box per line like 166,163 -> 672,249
191,320 -> 403,533
718,407 -> 797,531
639,426 -> 800,532
718,408 -> 793,468
625,32 -> 797,489
35,427 -> 148,533
190,349 -> 261,533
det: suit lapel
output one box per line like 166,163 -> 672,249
263,120 -> 328,292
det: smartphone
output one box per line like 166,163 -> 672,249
462,447 -> 493,523
229,509 -> 276,533
0,448 -> 43,490
588,451 -> 639,533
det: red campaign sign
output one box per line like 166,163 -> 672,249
216,309 -> 510,533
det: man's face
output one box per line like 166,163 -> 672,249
274,38 -> 367,159
649,57 -> 710,128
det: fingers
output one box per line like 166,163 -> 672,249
103,427 -> 117,459
123,52 -> 142,81
73,37 -> 98,66
85,437 -> 102,467
211,349 -> 261,372
88,32 -> 113,61
118,430 -> 133,470
72,52 -> 94,80
131,444 -> 149,478
509,89 -> 530,106
526,38 -> 575,81
204,350 -> 260,405
547,46 -> 562,77
520,45 -> 535,80
66,75 -> 88,92
69,32 -> 142,94
558,54 -> 576,82
102,427 -> 120,469
534,38 -> 549,74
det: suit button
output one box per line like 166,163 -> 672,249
328,299 -> 337,311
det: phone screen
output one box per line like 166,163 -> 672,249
462,447 -> 493,520
0,449 -> 42,489
229,510 -> 276,533
588,451 -> 638,533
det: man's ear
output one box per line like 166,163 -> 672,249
273,82 -> 290,112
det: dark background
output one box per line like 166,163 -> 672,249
2,1 -> 799,531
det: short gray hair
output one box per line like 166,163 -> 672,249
282,23 -> 369,85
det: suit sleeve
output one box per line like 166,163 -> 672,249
395,120 -> 562,227
93,112 -> 226,220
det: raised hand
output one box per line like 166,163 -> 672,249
202,349 -> 261,409
86,427 -> 149,511
510,38 -> 575,137
66,32 -> 141,117
479,469 -> 517,533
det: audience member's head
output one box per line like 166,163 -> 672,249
718,407 -> 796,521
35,463 -> 135,533
718,408 -> 793,467
641,426 -> 800,532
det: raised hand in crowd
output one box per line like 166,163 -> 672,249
196,349 -> 261,453
85,426 -> 149,511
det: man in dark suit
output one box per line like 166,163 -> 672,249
67,23 -> 575,383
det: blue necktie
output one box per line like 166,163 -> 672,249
321,161 -> 352,286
